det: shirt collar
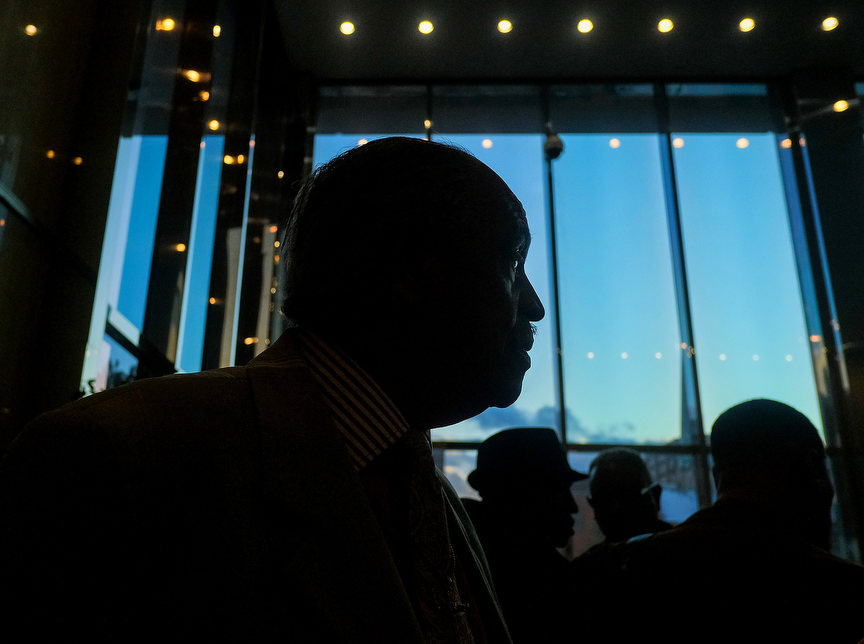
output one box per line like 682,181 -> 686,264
292,327 -> 410,470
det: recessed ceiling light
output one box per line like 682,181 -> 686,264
821,16 -> 839,31
657,18 -> 674,33
736,137 -> 750,149
24,24 -> 38,36
609,138 -> 621,149
497,19 -> 512,34
577,19 -> 593,34
739,17 -> 755,32
418,20 -> 434,35
340,21 -> 355,35
482,138 -> 493,149
672,137 -> 684,148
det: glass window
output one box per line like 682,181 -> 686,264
441,449 -> 479,500
552,133 -> 682,445
672,132 -> 823,435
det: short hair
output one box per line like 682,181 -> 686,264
279,136 -> 522,325
589,448 -> 652,500
710,399 -> 825,480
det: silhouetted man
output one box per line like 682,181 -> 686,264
587,447 -> 671,543
570,399 -> 864,643
462,427 -> 587,643
0,137 -> 545,642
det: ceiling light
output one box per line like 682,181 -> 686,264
156,18 -> 175,31
482,138 -> 493,149
277,170 -> 284,178
736,137 -> 750,149
739,18 -> 755,32
577,19 -> 593,34
780,138 -> 792,149
357,138 -> 368,146
175,243 -> 187,252
672,137 -> 684,148
183,69 -> 201,82
212,25 -> 221,37
418,21 -> 434,35
340,21 -> 355,35
821,16 -> 839,31
657,18 -> 674,33
24,24 -> 38,36
833,99 -> 850,112
497,20 -> 512,33
46,149 -> 55,159
609,138 -> 621,149
423,119 -> 432,129
72,156 -> 83,165
198,90 -> 210,101
223,155 -> 235,165
208,120 -> 220,131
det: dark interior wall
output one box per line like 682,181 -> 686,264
0,0 -> 145,450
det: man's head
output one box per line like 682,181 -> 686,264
280,137 -> 544,427
468,428 -> 586,547
588,448 -> 662,542
710,399 -> 834,549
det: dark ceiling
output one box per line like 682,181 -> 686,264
274,0 -> 864,82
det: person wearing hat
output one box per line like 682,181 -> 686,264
463,427 -> 587,643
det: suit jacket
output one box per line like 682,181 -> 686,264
0,331 -> 510,642
570,497 -> 864,644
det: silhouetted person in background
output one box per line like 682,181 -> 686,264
462,427 -> 587,643
587,447 -> 672,543
570,399 -> 864,643
0,137 -> 546,642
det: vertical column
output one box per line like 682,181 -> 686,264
788,70 -> 864,559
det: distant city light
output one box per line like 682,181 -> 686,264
236,154 -> 245,164
213,25 -> 222,37
657,18 -> 674,33
24,24 -> 38,36
833,99 -> 850,113
340,21 -> 355,35
482,138 -> 493,149
175,243 -> 187,252
821,17 -> 839,31
672,137 -> 684,148
738,18 -> 755,32
269,225 -> 278,233
274,240 -> 280,248
609,138 -> 621,149
209,297 -> 217,305
418,21 -> 434,35
156,18 -> 176,31
277,170 -> 285,178
223,155 -> 235,164
243,337 -> 259,345
780,138 -> 792,149
497,20 -> 513,34
198,90 -> 210,101
736,137 -> 750,149
46,149 -> 55,159
208,119 -> 220,131
72,156 -> 83,165
183,69 -> 202,82
577,19 -> 593,34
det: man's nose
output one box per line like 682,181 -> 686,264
522,277 -> 545,321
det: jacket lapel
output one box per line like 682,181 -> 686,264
245,332 -> 424,641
